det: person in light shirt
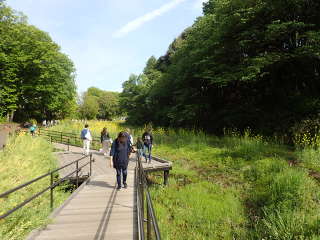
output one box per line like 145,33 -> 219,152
80,124 -> 92,156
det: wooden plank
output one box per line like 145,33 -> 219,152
28,143 -> 172,240
29,145 -> 137,240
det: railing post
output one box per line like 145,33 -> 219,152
76,161 -> 79,188
89,154 -> 92,177
139,161 -> 145,225
147,200 -> 151,240
164,170 -> 169,185
50,172 -> 53,210
68,138 -> 70,151
60,132 -> 62,143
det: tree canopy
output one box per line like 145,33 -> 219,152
0,1 -> 77,122
78,87 -> 121,120
120,0 -> 320,138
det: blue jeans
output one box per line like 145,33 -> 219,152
137,149 -> 144,160
116,167 -> 127,187
144,144 -> 152,162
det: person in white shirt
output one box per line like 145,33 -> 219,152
80,124 -> 92,156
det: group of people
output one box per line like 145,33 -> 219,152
80,125 -> 154,190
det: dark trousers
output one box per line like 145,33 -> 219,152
116,166 -> 127,187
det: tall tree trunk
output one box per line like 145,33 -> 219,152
7,110 -> 15,122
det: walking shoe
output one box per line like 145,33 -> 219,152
117,185 -> 121,190
123,183 -> 128,189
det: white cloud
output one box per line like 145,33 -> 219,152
113,0 -> 187,38
193,0 -> 208,10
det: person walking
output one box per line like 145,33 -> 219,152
101,127 -> 111,156
29,124 -> 37,137
110,132 -> 131,190
126,128 -> 134,146
80,124 -> 92,156
142,129 -> 153,163
135,137 -> 144,161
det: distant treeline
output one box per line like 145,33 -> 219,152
78,87 -> 121,120
120,0 -> 320,138
0,1 -> 77,122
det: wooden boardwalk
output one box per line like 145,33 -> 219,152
27,143 -> 172,240
28,144 -> 136,240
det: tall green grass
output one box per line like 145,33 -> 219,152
151,132 -> 320,239
0,135 -> 70,240
53,121 -> 320,239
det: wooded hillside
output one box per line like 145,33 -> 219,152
120,0 -> 320,139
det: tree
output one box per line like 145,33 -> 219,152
0,1 -> 77,122
120,0 -> 320,137
78,94 -> 99,120
80,87 -> 121,120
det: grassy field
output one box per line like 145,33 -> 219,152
51,120 -> 320,239
0,134 -> 71,240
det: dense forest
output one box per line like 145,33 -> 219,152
120,0 -> 320,140
0,1 -> 77,122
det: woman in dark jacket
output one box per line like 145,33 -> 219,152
110,131 -> 131,190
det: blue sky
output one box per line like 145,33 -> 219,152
7,0 -> 206,93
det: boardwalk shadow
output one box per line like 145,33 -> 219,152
94,185 -> 118,240
88,180 -> 115,189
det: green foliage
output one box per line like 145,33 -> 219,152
292,118 -> 320,148
149,129 -> 320,239
152,182 -> 247,240
120,56 -> 163,124
120,0 -> 320,138
78,93 -> 99,120
249,160 -> 320,239
51,120 -> 320,239
0,135 -> 70,240
79,87 -> 121,120
0,2 -> 77,122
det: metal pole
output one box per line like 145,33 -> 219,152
76,161 -> 79,188
139,161 -> 145,224
50,173 -> 53,210
68,138 -> 70,151
164,170 -> 169,185
147,200 -> 151,240
89,154 -> 92,177
60,132 -> 62,143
